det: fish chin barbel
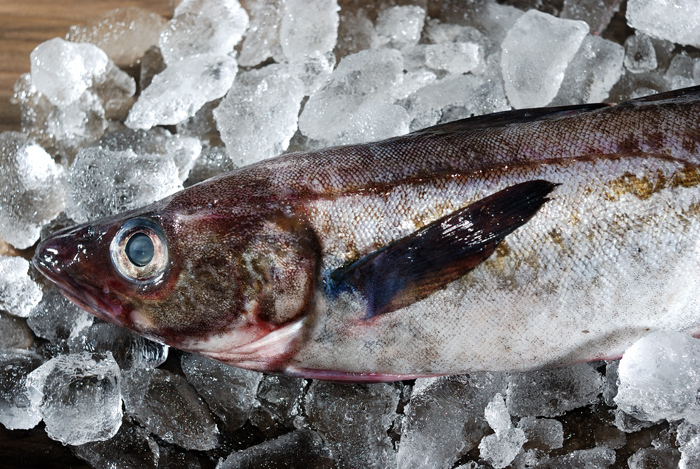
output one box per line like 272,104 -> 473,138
34,86 -> 700,382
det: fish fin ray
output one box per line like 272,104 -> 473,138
327,180 -> 557,318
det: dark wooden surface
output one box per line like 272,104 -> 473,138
0,0 -> 174,133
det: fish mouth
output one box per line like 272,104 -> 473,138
32,236 -> 126,326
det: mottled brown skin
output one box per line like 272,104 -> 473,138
33,86 -> 700,378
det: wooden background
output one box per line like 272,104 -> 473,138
0,0 -> 173,133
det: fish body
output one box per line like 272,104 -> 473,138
34,87 -> 700,381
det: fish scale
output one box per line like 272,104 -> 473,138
33,86 -> 700,381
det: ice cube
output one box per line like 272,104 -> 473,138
214,64 -> 305,166
238,0 -> 284,67
373,5 -> 426,50
335,7 -> 374,59
678,421 -> 700,469
560,0 -> 620,35
624,32 -> 658,74
96,127 -> 202,181
139,46 -> 166,91
27,287 -> 93,343
65,146 -> 182,223
518,417 -> 563,451
398,373 -> 505,469
627,0 -> 700,48
122,368 -> 219,450
627,447 -> 680,469
279,0 -> 339,62
500,10 -> 589,108
665,52 -> 700,91
615,331 -> 700,423
65,7 -> 167,67
0,312 -> 34,350
424,42 -> 482,75
250,374 -> 305,438
506,363 -> 603,417
478,393 -> 526,469
69,322 -> 168,370
438,0 -> 524,46
126,54 -> 237,129
0,132 -> 65,249
185,146 -> 237,186
30,38 -> 109,107
159,0 -> 249,65
304,381 -> 399,468
290,51 -> 336,97
180,353 -> 262,434
25,352 -> 122,445
298,48 -> 404,142
71,419 -> 160,468
536,447 -> 616,468
0,256 -> 43,318
334,101 -> 410,146
0,349 -> 43,430
217,429 -> 335,468
602,360 -> 619,406
553,35 -> 624,105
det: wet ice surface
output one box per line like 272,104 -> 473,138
3,0 -> 700,467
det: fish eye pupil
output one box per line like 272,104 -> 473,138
125,233 -> 154,267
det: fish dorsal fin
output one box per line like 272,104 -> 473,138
415,103 -> 610,136
327,180 -> 557,318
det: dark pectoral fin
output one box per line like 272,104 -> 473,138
327,180 -> 557,318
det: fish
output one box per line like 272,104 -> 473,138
33,86 -> 700,382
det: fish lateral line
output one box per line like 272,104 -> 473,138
325,179 -> 558,319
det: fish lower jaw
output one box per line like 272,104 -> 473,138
194,319 -> 305,373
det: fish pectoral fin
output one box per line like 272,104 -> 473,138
327,180 -> 557,318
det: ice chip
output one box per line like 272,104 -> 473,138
280,0 -> 339,62
665,52 -> 700,91
615,331 -> 700,423
425,42 -> 481,75
628,447 -> 680,469
336,7 -> 374,59
180,353 -> 262,434
438,0 -> 523,47
27,287 -> 93,343
624,32 -> 658,74
553,35 -> 624,105
66,7 -> 167,67
126,54 -> 237,129
478,393 -> 526,469
250,374 -> 305,438
96,128 -> 202,181
65,147 -> 182,223
373,5 -> 426,50
678,421 -> 700,469
30,38 -> 109,107
214,65 -> 305,166
506,363 -> 603,417
72,419 -> 160,469
185,146 -> 237,186
397,373 -> 505,469
334,102 -> 410,146
69,322 -> 168,370
0,349 -> 43,430
290,51 -> 336,97
0,256 -> 43,318
122,368 -> 219,451
25,352 -> 122,445
500,10 -> 589,108
0,132 -> 66,249
560,0 -> 620,35
159,0 -> 249,65
238,0 -> 284,67
626,0 -> 700,48
518,417 -> 563,451
304,381 -> 399,468
0,312 -> 34,350
298,48 -> 404,142
537,447 -> 616,468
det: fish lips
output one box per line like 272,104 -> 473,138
33,226 -> 128,326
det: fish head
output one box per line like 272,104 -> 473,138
32,185 -> 320,371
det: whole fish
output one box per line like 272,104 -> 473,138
33,86 -> 700,381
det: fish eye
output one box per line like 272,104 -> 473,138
110,219 -> 168,283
